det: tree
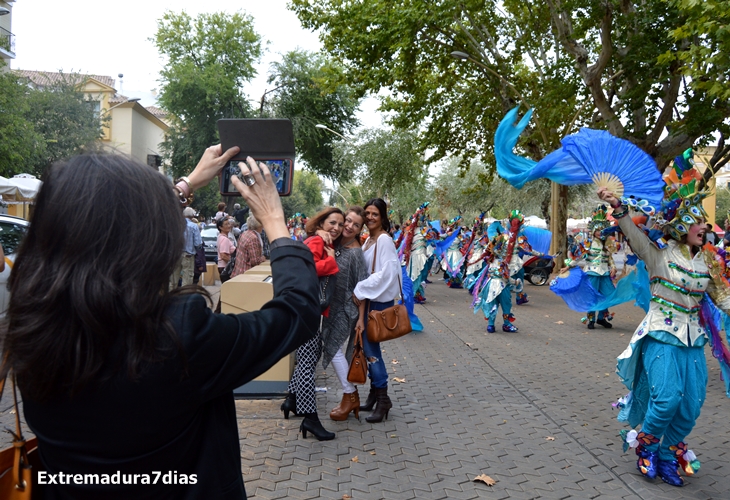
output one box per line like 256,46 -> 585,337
333,128 -> 427,199
291,0 -> 730,253
0,72 -> 103,177
266,50 -> 360,180
281,169 -> 324,218
25,74 -> 104,175
153,10 -> 262,215
0,72 -> 45,176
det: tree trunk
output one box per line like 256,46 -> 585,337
549,182 -> 569,262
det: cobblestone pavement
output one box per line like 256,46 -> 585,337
2,280 -> 729,499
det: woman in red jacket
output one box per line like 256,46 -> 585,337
282,207 -> 344,440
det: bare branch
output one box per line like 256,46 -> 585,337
645,73 -> 682,146
546,0 -> 624,136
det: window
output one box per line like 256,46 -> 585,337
0,221 -> 28,254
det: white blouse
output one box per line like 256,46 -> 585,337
354,233 -> 401,303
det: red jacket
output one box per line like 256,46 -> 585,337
304,235 -> 339,316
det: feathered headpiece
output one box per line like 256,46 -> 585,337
588,205 -> 612,233
658,149 -> 710,240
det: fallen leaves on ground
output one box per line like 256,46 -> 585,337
465,342 -> 472,347
391,359 -> 399,364
393,377 -> 406,383
555,321 -> 564,325
437,360 -> 443,362
369,451 -> 376,455
343,495 -> 351,499
545,436 -> 555,441
473,474 -> 497,486
351,456 -> 359,463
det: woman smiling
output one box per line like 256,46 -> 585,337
352,199 -> 401,423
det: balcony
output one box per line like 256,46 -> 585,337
0,27 -> 15,58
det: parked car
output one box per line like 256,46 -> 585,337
201,226 -> 219,262
0,215 -> 30,315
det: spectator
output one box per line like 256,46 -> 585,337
1,149 -> 319,498
322,207 -> 368,422
169,206 -> 202,289
214,202 -> 228,222
282,207 -> 344,441
231,215 -> 266,278
353,198 -> 401,423
217,217 -> 235,278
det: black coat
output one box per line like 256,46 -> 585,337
22,242 -> 319,499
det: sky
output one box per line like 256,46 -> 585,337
10,0 -> 384,129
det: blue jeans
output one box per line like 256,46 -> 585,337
363,300 -> 393,389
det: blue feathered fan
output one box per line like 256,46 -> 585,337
495,107 -> 664,206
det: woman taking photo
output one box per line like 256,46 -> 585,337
1,147 -> 320,499
282,207 -> 344,440
321,207 -> 369,422
352,199 -> 401,423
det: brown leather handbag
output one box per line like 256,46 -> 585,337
365,239 -> 412,343
347,327 -> 368,385
0,374 -> 43,500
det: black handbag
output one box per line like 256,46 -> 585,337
319,274 -> 337,311
220,249 -> 236,283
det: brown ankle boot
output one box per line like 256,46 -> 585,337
330,390 -> 360,421
365,387 -> 392,423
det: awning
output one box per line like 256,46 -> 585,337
0,175 -> 42,201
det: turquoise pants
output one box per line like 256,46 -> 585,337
636,337 -> 707,460
487,287 -> 513,327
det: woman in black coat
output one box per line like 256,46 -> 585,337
1,149 -> 320,499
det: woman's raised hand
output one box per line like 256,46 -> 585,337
187,145 -> 240,191
231,157 -> 289,241
597,187 -> 620,208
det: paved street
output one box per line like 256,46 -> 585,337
2,279 -> 729,499
236,280 -> 730,500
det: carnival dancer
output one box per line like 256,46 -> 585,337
441,217 -> 465,287
600,155 -> 730,486
463,230 -> 489,293
402,204 -> 433,303
562,206 -> 618,329
472,211 -> 523,332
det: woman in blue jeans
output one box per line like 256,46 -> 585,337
353,198 -> 402,423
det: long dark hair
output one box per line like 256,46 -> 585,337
2,153 -> 189,399
364,198 -> 391,233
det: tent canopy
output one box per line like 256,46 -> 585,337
0,175 -> 42,201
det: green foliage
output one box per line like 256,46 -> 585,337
0,72 -> 103,177
281,169 -> 324,218
715,185 -> 730,227
0,72 -> 45,176
25,75 -> 105,174
290,0 -> 730,169
267,50 -> 360,180
663,0 -> 730,102
333,128 -> 428,199
153,10 -> 262,187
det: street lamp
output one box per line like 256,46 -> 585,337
315,123 -> 353,142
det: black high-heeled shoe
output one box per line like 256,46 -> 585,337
300,414 -> 335,441
281,393 -> 299,419
360,386 -> 377,411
